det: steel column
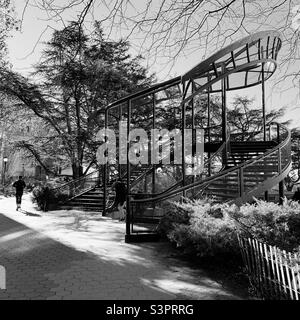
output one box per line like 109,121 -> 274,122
152,93 -> 156,194
126,99 -> 131,238
118,104 -> 122,178
103,108 -> 108,216
264,191 -> 269,201
207,76 -> 211,176
262,62 -> 266,141
221,64 -> 228,166
279,181 -> 284,205
182,81 -> 186,197
191,81 -> 195,185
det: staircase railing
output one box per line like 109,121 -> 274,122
130,131 -> 230,200
127,122 -> 291,234
53,169 -> 100,202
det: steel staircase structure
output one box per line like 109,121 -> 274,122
56,163 -> 154,212
58,31 -> 292,243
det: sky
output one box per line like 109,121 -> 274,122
6,0 -> 300,129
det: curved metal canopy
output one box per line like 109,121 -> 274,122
182,30 -> 282,93
89,30 -> 282,122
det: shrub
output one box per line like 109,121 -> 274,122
31,186 -> 68,211
158,196 -> 300,258
158,197 -> 240,259
233,197 -> 300,252
157,200 -> 191,237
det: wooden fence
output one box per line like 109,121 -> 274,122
238,235 -> 300,300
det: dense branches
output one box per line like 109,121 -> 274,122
0,0 -> 18,64
0,22 -> 153,178
24,1 -> 300,80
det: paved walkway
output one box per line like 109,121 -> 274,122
0,194 -> 249,300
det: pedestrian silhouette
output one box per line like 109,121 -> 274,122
112,178 -> 127,221
12,176 -> 26,211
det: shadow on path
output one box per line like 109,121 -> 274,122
18,209 -> 41,217
0,213 -> 248,300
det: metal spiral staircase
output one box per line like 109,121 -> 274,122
57,31 -> 292,243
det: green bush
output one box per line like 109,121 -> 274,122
31,186 -> 68,211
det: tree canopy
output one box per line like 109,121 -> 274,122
0,22 -> 154,178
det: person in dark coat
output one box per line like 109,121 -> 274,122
12,176 -> 26,211
112,178 -> 128,221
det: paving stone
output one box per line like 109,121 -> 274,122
0,195 -> 249,300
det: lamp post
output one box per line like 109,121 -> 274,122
3,157 -> 8,194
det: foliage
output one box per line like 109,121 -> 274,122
0,0 -> 18,65
157,198 -> 240,258
158,197 -> 300,260
233,198 -> 300,252
0,21 -> 154,179
189,95 -> 287,143
228,97 -> 289,141
31,185 -> 68,211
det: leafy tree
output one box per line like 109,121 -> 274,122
228,96 -> 289,141
0,22 -> 153,178
189,95 -> 288,142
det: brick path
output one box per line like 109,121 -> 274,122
0,194 -> 249,300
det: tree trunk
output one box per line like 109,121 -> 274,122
72,162 -> 83,180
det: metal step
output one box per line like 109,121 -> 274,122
60,206 -> 103,212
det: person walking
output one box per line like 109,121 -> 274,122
12,176 -> 26,211
112,178 -> 128,221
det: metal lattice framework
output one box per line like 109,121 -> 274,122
86,31 -> 290,242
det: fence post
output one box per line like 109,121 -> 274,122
238,236 -> 300,300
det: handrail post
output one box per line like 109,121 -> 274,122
279,180 -> 284,205
207,75 -> 211,176
182,81 -> 186,198
278,144 -> 284,205
262,62 -> 266,141
221,64 -> 228,167
152,93 -> 156,195
126,99 -> 132,240
192,81 -> 195,187
118,104 -> 122,178
239,167 -> 244,197
103,108 -> 108,216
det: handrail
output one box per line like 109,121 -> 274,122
103,77 -> 181,113
106,138 -> 226,210
52,169 -> 99,192
52,169 -> 100,203
130,122 -> 290,204
130,130 -> 230,198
